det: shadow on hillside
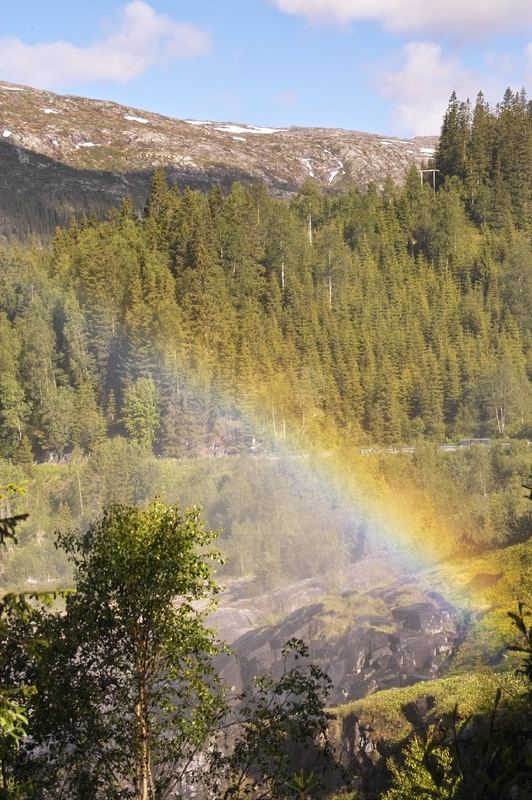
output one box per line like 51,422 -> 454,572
0,140 -> 298,242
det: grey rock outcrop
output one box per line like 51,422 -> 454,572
211,566 -> 464,705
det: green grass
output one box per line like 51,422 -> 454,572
316,592 -> 395,636
430,541 -> 532,670
330,669 -> 528,744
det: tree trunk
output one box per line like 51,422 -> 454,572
495,404 -> 505,436
135,677 -> 154,800
76,469 -> 84,517
328,250 -> 332,308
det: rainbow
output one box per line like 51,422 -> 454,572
158,354 -> 483,612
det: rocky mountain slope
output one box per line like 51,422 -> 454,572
211,558 -> 468,707
0,81 -> 436,239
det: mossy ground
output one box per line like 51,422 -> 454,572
327,541 -> 531,750
331,669 -> 528,745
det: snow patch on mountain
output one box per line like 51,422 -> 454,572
215,124 -> 286,135
323,149 -> 345,183
124,115 -> 149,124
300,157 -> 315,177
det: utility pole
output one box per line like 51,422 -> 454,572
420,168 -> 439,195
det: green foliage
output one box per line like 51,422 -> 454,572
0,444 -> 529,595
384,735 -> 459,799
435,88 -> 532,231
383,700 -> 531,800
0,89 -> 529,799
0,690 -> 29,744
333,670 -> 528,746
0,500 -> 340,800
0,483 -> 56,798
9,501 -> 225,799
288,769 -> 324,799
207,638 -> 334,800
0,103 -> 530,468
381,600 -> 532,800
324,794 -> 362,800
122,377 -> 160,450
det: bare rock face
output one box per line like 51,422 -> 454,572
217,598 -> 462,705
211,562 -> 464,706
0,81 -> 437,239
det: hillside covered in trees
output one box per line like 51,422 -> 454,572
0,89 -> 531,800
0,90 -> 530,469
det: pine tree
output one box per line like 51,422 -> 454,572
466,92 -> 493,222
435,91 -> 470,183
122,377 -> 160,451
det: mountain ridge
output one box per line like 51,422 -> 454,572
0,80 -> 437,239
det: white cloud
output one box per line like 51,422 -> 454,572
0,1 -> 211,88
378,41 -> 531,135
271,0 -> 531,36
378,42 -> 480,135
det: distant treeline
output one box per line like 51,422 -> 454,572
0,89 -> 530,464
434,88 -> 531,228
1,442 -> 530,591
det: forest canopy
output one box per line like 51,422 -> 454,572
0,89 -> 530,468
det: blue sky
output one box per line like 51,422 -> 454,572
1,1 -> 531,135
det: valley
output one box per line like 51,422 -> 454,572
0,78 -> 530,799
